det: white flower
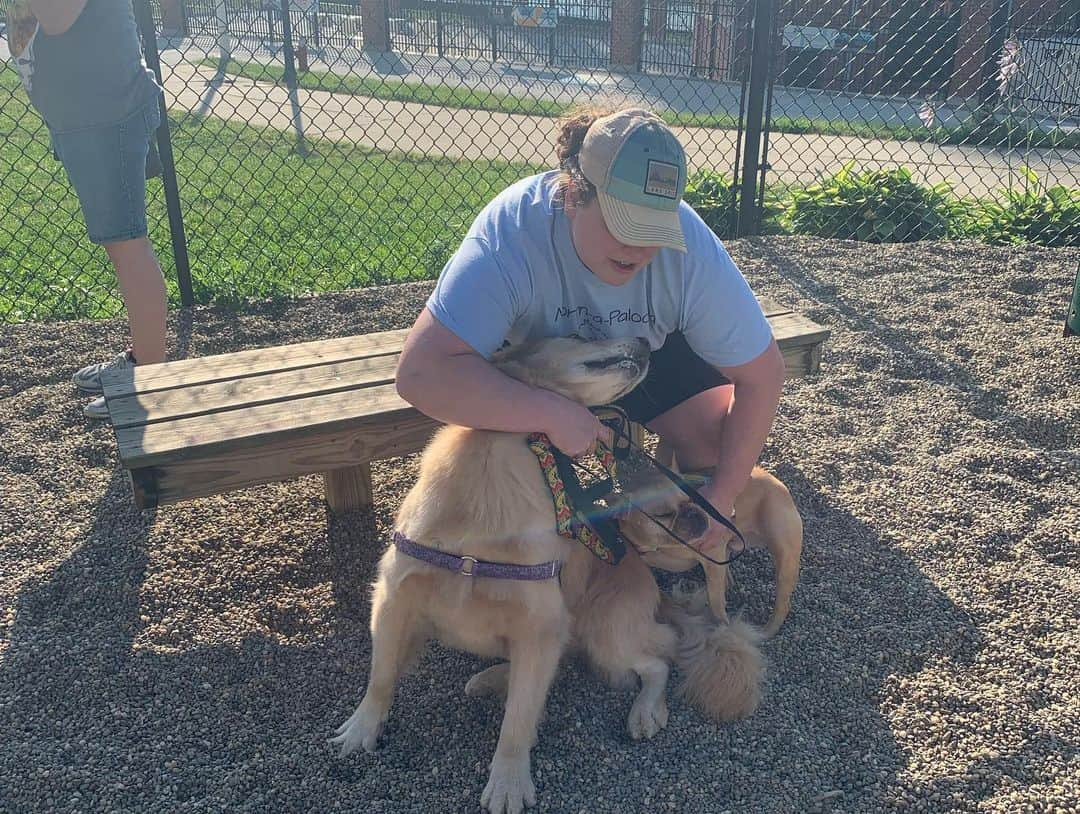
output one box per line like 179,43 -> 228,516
918,101 -> 936,128
998,37 -> 1020,96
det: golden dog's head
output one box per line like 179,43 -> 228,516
494,335 -> 650,406
613,469 -> 713,572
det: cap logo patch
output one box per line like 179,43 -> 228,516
644,160 -> 679,199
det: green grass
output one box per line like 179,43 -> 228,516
3,62 -> 1076,324
0,69 -> 540,322
204,57 -> 568,117
208,57 -> 1080,148
0,76 -> 112,322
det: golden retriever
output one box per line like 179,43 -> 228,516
331,336 -> 765,814
616,462 -> 803,638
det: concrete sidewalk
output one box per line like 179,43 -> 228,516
161,56 -> 1079,198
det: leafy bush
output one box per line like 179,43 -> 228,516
684,169 -> 738,239
964,167 -> 1080,248
782,163 -> 958,243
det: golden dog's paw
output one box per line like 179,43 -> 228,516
481,756 -> 536,814
328,700 -> 385,756
627,693 -> 669,740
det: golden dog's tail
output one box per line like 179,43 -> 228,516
659,583 -> 764,721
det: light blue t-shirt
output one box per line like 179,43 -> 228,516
427,172 -> 773,370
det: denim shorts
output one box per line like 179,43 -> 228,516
614,331 -> 731,425
49,99 -> 161,245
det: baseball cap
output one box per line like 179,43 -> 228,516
578,109 -> 688,252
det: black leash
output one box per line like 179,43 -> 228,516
554,406 -> 748,568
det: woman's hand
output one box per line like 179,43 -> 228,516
540,392 -> 612,459
695,485 -> 742,557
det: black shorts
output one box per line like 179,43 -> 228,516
614,332 -> 730,425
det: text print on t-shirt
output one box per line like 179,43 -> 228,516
554,305 -> 656,329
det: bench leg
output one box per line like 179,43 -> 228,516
324,464 -> 374,513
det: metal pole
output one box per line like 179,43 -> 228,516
1066,261 -> 1080,338
436,3 -> 444,59
548,5 -> 556,66
737,0 -> 774,237
279,0 -> 309,157
134,0 -> 194,307
215,0 -> 232,63
756,9 -> 777,226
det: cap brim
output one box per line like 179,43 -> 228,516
597,192 -> 687,252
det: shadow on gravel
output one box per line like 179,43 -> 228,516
0,471 -> 153,811
736,461 -> 986,812
0,453 -> 994,813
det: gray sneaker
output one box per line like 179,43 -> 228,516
83,395 -> 110,421
72,350 -> 135,394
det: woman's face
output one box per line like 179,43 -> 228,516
567,197 -> 661,286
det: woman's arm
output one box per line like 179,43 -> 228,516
698,339 -> 786,550
704,339 -> 785,506
395,307 -> 609,457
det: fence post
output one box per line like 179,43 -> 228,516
360,0 -> 391,52
736,0 -> 774,237
134,0 -> 194,308
215,0 -> 232,63
610,0 -> 645,71
1066,262 -> 1080,338
279,0 -> 310,157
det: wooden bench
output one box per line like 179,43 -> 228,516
102,298 -> 829,513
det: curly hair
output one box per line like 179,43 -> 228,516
553,106 -> 616,209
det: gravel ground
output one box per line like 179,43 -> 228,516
1,237 -> 1078,814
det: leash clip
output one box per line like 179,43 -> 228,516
460,555 -> 477,576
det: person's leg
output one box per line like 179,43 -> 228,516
645,383 -> 733,472
104,236 -> 167,364
615,331 -> 732,471
51,101 -> 167,415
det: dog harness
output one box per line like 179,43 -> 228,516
526,432 -> 627,565
391,431 -> 628,579
392,531 -> 562,580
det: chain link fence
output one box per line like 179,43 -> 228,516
1,0 -> 1078,323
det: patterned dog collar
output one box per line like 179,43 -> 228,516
527,432 -> 626,565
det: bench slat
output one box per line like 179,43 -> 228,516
115,381 -> 414,468
769,311 -> 831,347
110,310 -> 825,431
102,328 -> 409,398
115,331 -> 824,470
130,410 -> 441,508
103,297 -> 795,399
108,355 -> 400,430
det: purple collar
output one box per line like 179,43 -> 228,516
392,531 -> 561,581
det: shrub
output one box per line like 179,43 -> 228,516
684,169 -> 738,239
964,167 -> 1080,248
782,163 -> 958,243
